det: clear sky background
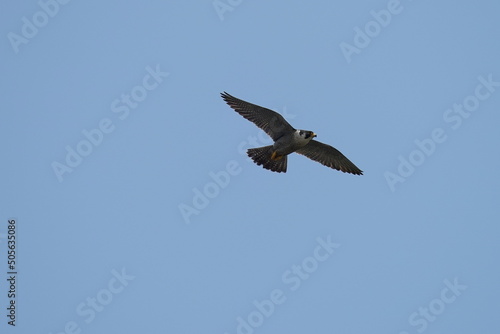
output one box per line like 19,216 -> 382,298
1,1 -> 499,333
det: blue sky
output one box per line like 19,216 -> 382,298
1,0 -> 499,333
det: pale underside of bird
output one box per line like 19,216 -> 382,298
221,92 -> 363,175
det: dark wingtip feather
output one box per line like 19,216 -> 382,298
220,91 -> 232,100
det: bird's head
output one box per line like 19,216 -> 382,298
299,130 -> 317,140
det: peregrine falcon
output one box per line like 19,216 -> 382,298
221,92 -> 363,175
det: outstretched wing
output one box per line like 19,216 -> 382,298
221,92 -> 294,141
296,140 -> 363,175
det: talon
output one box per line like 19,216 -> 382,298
271,151 -> 282,160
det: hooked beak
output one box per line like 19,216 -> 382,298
312,132 -> 317,138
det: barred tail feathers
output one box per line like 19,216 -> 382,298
247,146 -> 287,173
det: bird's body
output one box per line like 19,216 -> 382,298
221,92 -> 363,175
273,130 -> 316,158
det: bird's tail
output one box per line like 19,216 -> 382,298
247,146 -> 287,173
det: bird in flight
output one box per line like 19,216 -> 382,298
221,92 -> 363,175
